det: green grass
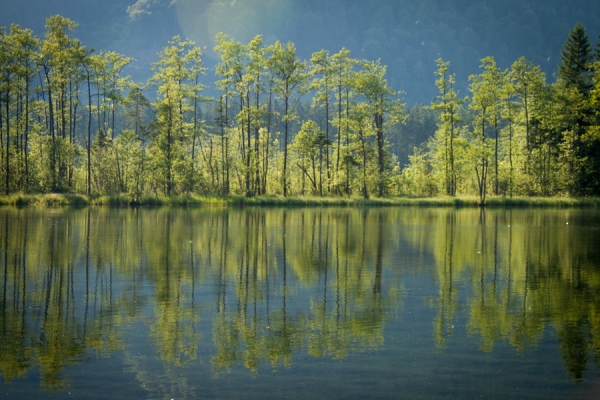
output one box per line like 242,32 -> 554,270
0,193 -> 89,206
484,196 -> 600,208
1,193 -> 599,208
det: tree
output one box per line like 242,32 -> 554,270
83,50 -> 135,195
557,24 -> 598,195
291,120 -> 326,194
469,57 -> 503,204
0,25 -> 40,194
80,46 -> 95,196
580,62 -> 600,194
400,147 -> 436,197
310,49 -> 334,193
0,26 -> 18,194
246,35 -> 268,196
499,75 -> 519,197
429,59 -> 464,196
353,59 -> 404,196
124,85 -> 151,137
214,33 -> 248,195
267,41 -> 307,196
510,57 -> 546,174
99,51 -> 133,139
330,48 -> 357,195
530,82 -> 563,195
38,15 -> 81,192
213,95 -> 230,194
559,22 -> 594,95
148,35 -> 206,195
347,102 -> 376,198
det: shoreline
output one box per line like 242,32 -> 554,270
1,193 -> 599,208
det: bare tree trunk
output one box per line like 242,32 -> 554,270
5,84 -> 10,195
282,93 -> 289,197
86,67 -> 92,196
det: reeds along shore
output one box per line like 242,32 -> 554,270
0,193 -> 599,208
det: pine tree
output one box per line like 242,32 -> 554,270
558,24 -> 598,195
559,22 -> 593,95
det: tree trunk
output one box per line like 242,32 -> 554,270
5,84 -> 10,195
282,93 -> 289,197
24,67 -> 30,190
86,68 -> 92,196
375,111 -> 385,197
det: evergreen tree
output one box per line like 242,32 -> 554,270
558,24 -> 598,195
559,22 -> 594,95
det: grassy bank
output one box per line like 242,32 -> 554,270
0,193 -> 90,207
1,193 -> 599,208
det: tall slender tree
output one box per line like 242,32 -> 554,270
38,15 -> 81,192
0,26 -> 17,194
353,59 -> 404,196
500,74 -> 519,197
102,51 -> 133,139
3,25 -> 39,192
214,33 -> 248,194
148,36 -> 206,195
510,57 -> 546,174
429,59 -> 463,196
330,48 -> 356,195
247,35 -> 267,196
469,57 -> 503,203
268,41 -> 307,196
310,49 -> 334,193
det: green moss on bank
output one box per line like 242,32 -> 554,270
1,193 -> 599,208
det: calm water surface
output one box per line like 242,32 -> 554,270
1,207 -> 600,399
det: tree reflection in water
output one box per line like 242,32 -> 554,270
0,207 -> 599,393
210,209 -> 395,375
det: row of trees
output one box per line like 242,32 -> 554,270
1,16 -> 600,200
0,15 -> 404,200
0,16 -> 135,195
403,23 -> 600,201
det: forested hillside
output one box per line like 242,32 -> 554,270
1,2 -> 600,202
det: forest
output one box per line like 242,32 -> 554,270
1,15 -> 600,203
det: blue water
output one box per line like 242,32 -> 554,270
1,207 -> 599,399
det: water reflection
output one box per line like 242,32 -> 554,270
425,208 -> 600,382
208,209 -> 398,375
1,207 -> 599,393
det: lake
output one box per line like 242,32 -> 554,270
1,206 -> 599,399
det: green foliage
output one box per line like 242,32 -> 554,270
3,206 -> 600,388
2,15 -> 600,200
559,23 -> 594,94
428,59 -> 464,196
